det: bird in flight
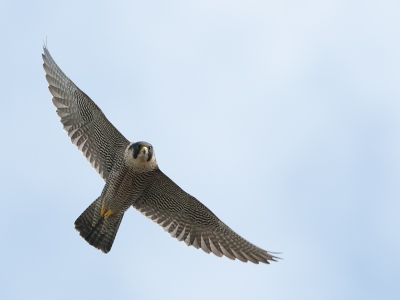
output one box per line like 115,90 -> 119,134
42,47 -> 278,264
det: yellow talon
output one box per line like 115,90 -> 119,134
104,210 -> 114,218
101,205 -> 114,218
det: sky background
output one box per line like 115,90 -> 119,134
1,1 -> 399,299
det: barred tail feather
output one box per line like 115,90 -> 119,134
74,198 -> 124,253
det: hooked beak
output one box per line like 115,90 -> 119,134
140,146 -> 148,155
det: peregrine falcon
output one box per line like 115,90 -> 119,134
42,47 -> 278,264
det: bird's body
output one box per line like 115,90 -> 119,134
75,142 -> 158,253
43,47 -> 278,264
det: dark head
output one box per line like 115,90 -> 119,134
128,141 -> 155,163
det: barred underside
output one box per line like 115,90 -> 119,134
42,47 -> 129,181
74,197 -> 124,253
133,169 -> 279,264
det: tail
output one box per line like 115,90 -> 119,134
74,198 -> 124,253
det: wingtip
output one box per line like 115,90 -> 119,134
268,251 -> 283,261
42,36 -> 48,50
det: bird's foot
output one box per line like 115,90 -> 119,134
101,205 -> 114,219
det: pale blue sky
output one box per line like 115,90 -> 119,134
1,1 -> 399,299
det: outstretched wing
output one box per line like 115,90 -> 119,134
133,169 -> 279,264
43,47 -> 130,181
